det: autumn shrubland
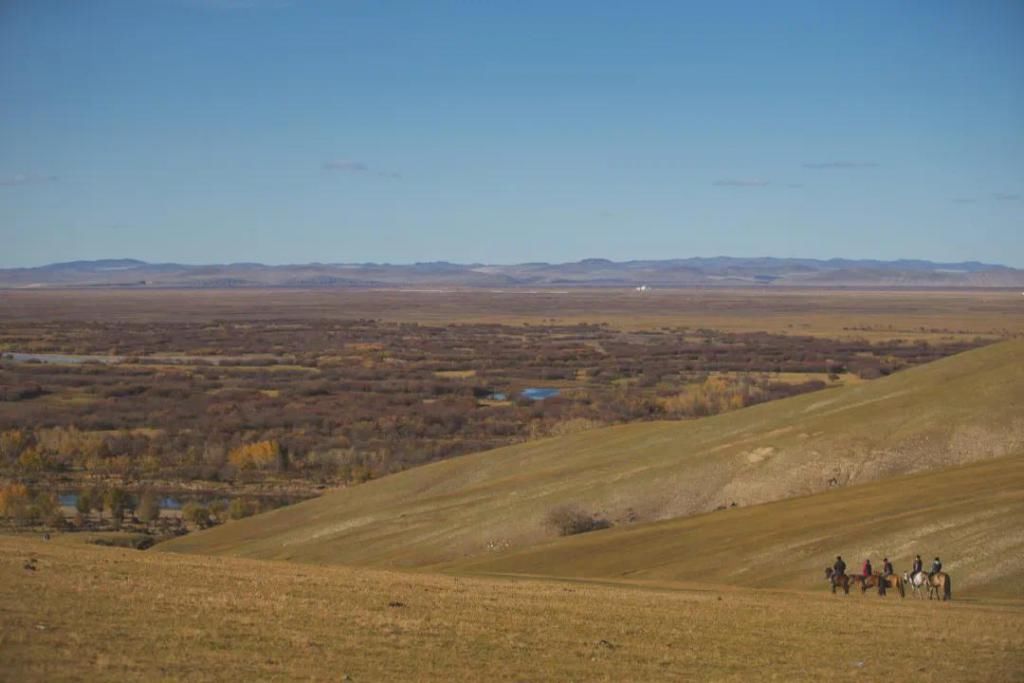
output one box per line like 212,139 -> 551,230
0,300 -> 987,496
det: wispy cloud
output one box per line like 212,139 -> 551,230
994,192 -> 1020,201
0,173 -> 57,187
802,161 -> 878,170
713,178 -> 770,187
322,159 -> 400,179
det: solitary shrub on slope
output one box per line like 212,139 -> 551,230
544,504 -> 612,536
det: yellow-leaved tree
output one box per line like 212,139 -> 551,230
0,483 -> 31,523
228,440 -> 281,470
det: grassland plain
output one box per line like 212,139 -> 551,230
2,535 -> 1022,682
1,287 -> 1022,339
160,340 -> 1024,569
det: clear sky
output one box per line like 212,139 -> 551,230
1,0 -> 1022,267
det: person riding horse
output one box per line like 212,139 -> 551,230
861,558 -> 872,580
877,557 -> 894,596
929,557 -> 942,580
911,554 -> 923,581
826,556 -> 850,594
832,555 -> 846,587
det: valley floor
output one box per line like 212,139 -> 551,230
2,536 -> 1022,682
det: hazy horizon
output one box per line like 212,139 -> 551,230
2,1 -> 1022,268
5,253 -> 1022,271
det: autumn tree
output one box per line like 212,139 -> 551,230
228,498 -> 257,520
0,430 -> 30,463
104,487 -> 129,528
31,492 -> 62,527
228,440 -> 281,471
207,499 -> 228,525
181,501 -> 210,529
17,447 -> 45,472
75,489 -> 92,522
0,483 -> 31,526
137,490 -> 161,525
90,487 -> 106,522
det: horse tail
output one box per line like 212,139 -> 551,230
945,575 -> 952,601
897,577 -> 905,598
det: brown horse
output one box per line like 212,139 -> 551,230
927,572 -> 953,601
877,573 -> 905,598
824,567 -> 850,594
849,573 -> 905,597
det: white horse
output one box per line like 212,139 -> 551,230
903,571 -> 928,599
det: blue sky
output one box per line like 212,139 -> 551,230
1,0 -> 1022,267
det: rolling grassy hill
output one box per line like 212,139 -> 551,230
161,341 -> 1024,572
455,453 -> 1024,598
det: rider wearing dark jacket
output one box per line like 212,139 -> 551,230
929,557 -> 942,578
833,556 -> 846,576
882,558 -> 893,576
912,555 -> 923,577
862,559 -> 873,578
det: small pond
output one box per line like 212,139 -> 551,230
520,387 -> 561,400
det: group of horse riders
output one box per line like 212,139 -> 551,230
826,553 -> 951,599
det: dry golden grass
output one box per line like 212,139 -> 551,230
2,535 -> 1022,682
433,369 -> 477,379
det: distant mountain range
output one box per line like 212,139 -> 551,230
1,257 -> 1022,289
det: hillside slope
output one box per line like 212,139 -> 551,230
7,536 -> 1023,682
455,453 -> 1024,598
161,341 -> 1024,568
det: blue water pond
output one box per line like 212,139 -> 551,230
520,387 -> 561,401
